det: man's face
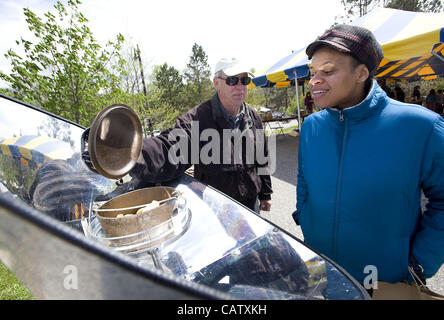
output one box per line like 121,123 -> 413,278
309,46 -> 368,109
214,72 -> 249,110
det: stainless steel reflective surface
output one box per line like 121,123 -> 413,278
0,94 -> 370,300
0,194 -> 226,299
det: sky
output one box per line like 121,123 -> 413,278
0,0 -> 346,82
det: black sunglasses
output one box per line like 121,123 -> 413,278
218,76 -> 251,86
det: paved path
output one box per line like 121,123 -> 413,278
260,133 -> 443,295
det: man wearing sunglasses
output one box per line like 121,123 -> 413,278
127,58 -> 272,213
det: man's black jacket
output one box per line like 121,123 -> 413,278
131,95 -> 273,207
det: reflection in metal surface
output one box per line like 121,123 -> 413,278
0,94 -> 370,300
0,135 -> 72,167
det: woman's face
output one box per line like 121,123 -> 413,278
309,46 -> 369,109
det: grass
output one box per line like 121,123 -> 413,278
282,125 -> 299,134
265,125 -> 299,136
0,261 -> 33,300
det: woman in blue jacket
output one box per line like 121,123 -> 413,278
294,25 -> 444,298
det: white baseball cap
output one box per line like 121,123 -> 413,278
214,58 -> 255,77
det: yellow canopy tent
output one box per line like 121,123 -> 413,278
252,7 -> 444,87
0,135 -> 72,168
377,32 -> 444,81
250,8 -> 444,128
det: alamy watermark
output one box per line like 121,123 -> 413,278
167,121 -> 276,175
63,264 -> 78,290
363,265 -> 378,290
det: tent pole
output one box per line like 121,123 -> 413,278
431,50 -> 444,63
294,70 -> 301,132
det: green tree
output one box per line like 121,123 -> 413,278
184,43 -> 213,105
153,63 -> 184,108
344,0 -> 377,16
384,0 -> 443,12
245,87 -> 267,108
336,0 -> 379,23
117,41 -> 151,98
144,63 -> 185,129
0,0 -> 125,126
336,0 -> 443,24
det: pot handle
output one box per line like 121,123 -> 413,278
81,127 -> 97,174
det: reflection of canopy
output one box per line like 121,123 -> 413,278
0,135 -> 72,167
252,7 -> 444,88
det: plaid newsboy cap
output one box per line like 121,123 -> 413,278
306,24 -> 384,75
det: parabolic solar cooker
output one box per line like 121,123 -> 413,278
0,95 -> 370,300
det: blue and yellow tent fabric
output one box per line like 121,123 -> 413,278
377,40 -> 444,81
251,7 -> 444,88
0,135 -> 72,168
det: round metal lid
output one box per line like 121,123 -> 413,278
88,104 -> 143,180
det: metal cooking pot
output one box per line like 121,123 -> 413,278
95,186 -> 177,237
81,105 -> 187,250
87,186 -> 190,253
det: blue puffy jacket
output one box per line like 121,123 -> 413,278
295,80 -> 444,284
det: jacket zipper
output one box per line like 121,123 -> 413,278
339,109 -> 344,122
333,109 -> 346,260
